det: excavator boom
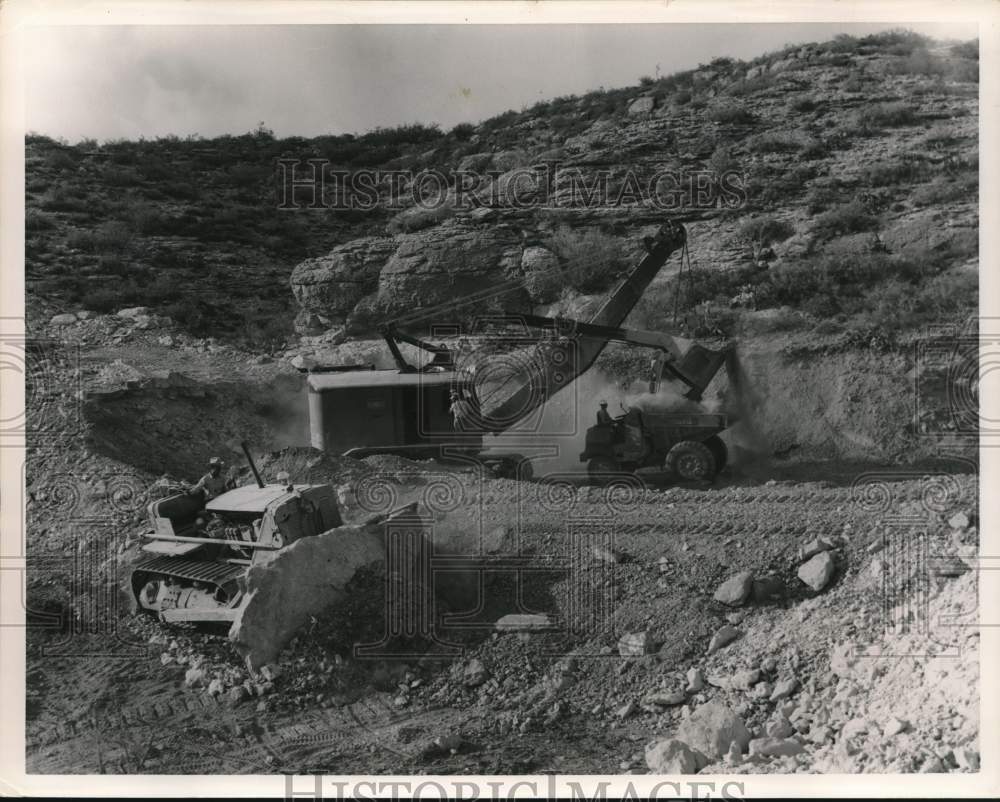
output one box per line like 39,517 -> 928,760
477,221 -> 688,431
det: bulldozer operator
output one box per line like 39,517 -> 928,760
189,457 -> 232,502
596,401 -> 613,426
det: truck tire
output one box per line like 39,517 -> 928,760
666,440 -> 716,481
703,435 -> 728,474
587,456 -> 620,485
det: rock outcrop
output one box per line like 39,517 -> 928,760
289,236 -> 397,333
345,219 -> 531,332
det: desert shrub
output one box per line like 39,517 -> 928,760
125,203 -> 166,235
671,264 -> 762,311
161,181 -> 201,201
96,253 -> 131,276
860,29 -> 930,55
522,259 -> 564,304
25,210 -> 54,232
858,102 -> 918,129
40,187 -> 91,213
238,301 -> 291,351
812,201 -> 877,239
66,230 -> 96,251
920,123 -> 965,151
736,217 -> 795,256
744,163 -> 816,210
850,269 -> 977,332
706,144 -> 740,176
92,221 -> 133,254
78,285 -> 131,313
364,123 -> 442,148
549,226 -> 626,293
674,90 -> 692,105
748,131 -> 808,153
450,122 -> 476,141
148,248 -> 191,270
799,139 -> 829,160
724,72 -> 778,97
228,163 -> 271,191
138,157 -> 174,182
789,96 -> 820,113
842,74 -> 866,93
705,101 -> 753,124
862,159 -> 930,187
44,148 -> 78,171
885,49 -> 948,76
102,166 -> 141,187
806,184 -> 844,214
911,173 -> 978,207
819,53 -> 854,68
827,34 -> 860,54
952,39 -> 979,60
948,60 -> 979,83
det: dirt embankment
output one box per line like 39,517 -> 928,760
726,340 -> 976,466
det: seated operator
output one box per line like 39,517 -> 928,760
596,401 -> 613,426
189,457 -> 232,502
449,389 -> 475,433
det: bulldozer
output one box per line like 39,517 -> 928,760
130,443 -> 342,624
302,220 -> 741,481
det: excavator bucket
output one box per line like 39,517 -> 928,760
675,344 -> 732,401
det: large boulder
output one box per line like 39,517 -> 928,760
798,551 -> 835,591
674,702 -> 752,760
289,236 -> 397,327
644,739 -> 708,774
618,630 -> 653,657
229,520 -> 386,670
628,96 -> 656,115
713,571 -> 754,606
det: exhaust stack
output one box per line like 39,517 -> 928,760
241,441 -> 266,488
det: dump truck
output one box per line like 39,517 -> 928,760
303,220 -> 739,480
581,408 -> 729,482
130,443 -> 342,624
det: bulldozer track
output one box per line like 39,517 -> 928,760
28,681 -> 455,773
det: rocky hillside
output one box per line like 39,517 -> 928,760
27,29 -> 978,353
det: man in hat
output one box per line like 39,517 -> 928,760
189,456 -> 231,501
596,401 -> 613,426
275,470 -> 293,492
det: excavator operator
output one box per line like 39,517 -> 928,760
449,389 -> 475,433
596,401 -> 613,426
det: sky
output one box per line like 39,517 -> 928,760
22,22 -> 978,142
